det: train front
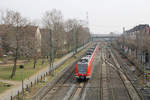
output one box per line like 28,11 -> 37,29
75,44 -> 98,80
75,57 -> 90,79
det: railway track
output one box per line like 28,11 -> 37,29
65,49 -> 100,100
42,43 -> 143,100
36,44 -> 99,100
111,48 -> 145,100
99,48 -> 103,100
62,44 -> 101,100
96,46 -> 131,100
41,56 -> 86,100
31,58 -> 81,100
106,60 -> 115,100
107,55 -> 131,100
106,48 -> 142,100
32,44 -> 96,100
80,46 -> 101,100
42,66 -> 76,100
32,49 -> 89,100
36,43 -> 122,100
68,81 -> 88,100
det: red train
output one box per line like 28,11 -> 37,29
75,44 -> 98,80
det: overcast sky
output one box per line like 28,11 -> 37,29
0,0 -> 150,34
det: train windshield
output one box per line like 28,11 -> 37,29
80,59 -> 88,63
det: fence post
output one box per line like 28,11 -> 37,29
18,91 -> 19,100
11,96 -> 12,100
31,82 -> 32,87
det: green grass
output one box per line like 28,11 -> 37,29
0,82 -> 12,93
0,59 -> 49,81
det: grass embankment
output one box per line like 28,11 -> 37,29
13,47 -> 88,100
0,58 -> 59,94
0,58 -> 61,81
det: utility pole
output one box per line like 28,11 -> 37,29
137,27 -> 146,83
75,28 -> 77,54
137,29 -> 143,71
142,29 -> 146,84
19,65 -> 24,100
122,27 -> 125,52
72,28 -> 75,55
72,23 -> 78,56
86,12 -> 91,42
49,29 -> 54,76
86,12 -> 89,28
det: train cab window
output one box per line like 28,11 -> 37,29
86,52 -> 92,55
80,59 -> 88,63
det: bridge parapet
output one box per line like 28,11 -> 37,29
91,34 -> 119,38
91,34 -> 119,41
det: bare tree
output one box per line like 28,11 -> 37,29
21,25 -> 41,69
40,28 -> 50,65
65,19 -> 90,54
42,9 -> 91,75
65,19 -> 80,54
1,10 -> 30,78
42,9 -> 64,75
65,19 -> 76,53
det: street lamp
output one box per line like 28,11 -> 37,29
19,65 -> 24,100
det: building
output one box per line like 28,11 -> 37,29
0,24 -> 42,56
121,24 -> 150,70
40,28 -> 50,56
124,24 -> 150,40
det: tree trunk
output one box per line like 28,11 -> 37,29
41,56 -> 45,65
33,58 -> 37,69
10,53 -> 18,79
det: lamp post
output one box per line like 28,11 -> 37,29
19,65 -> 24,100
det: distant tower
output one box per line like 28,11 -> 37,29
86,12 -> 89,27
123,27 -> 125,33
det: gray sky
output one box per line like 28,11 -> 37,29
0,0 -> 150,34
